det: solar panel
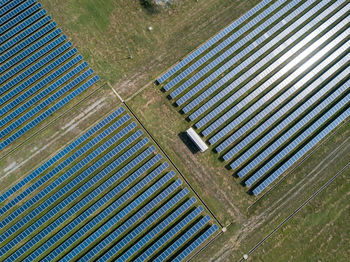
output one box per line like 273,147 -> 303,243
157,0 -> 273,84
201,11 -> 349,138
0,10 -> 48,49
0,3 -> 42,35
86,188 -> 190,261
0,107 -> 125,204
135,205 -> 205,261
60,174 -> 180,261
27,160 -> 168,262
216,52 -> 350,156
0,62 -> 88,127
0,74 -> 100,150
6,146 -> 157,261
0,0 -> 36,27
0,21 -> 57,65
0,49 -> 78,108
253,107 -> 350,195
0,52 -> 80,116
117,197 -> 197,262
153,215 -> 211,262
165,0 -> 289,93
172,224 -> 219,262
188,1 -> 346,121
0,117 -> 136,219
245,90 -> 350,187
224,54 -> 349,164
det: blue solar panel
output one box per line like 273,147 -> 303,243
0,49 -> 78,108
0,0 -> 36,27
223,54 -> 349,163
244,90 -> 350,187
0,0 -> 26,20
201,9 -> 349,138
187,1 -> 345,121
0,67 -> 92,138
0,10 -> 48,49
165,0 -> 288,93
154,215 -> 211,262
253,107 -> 350,195
39,161 -> 169,262
0,52 -> 80,116
177,0 -> 332,110
5,142 -> 155,260
0,21 -> 57,64
59,173 -> 180,262
117,197 -> 197,262
0,74 -> 99,150
0,107 -> 125,204
157,0 -> 273,84
216,53 -> 350,156
86,188 -> 190,261
0,62 -> 87,127
0,2 -> 41,35
0,34 -> 66,84
135,205 -> 204,261
0,41 -> 72,95
173,224 -> 219,262
0,126 -> 140,241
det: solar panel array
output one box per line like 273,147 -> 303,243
0,0 -> 100,152
158,0 -> 350,195
0,106 -> 218,261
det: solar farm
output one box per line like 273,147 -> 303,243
0,0 -> 349,261
158,0 -> 350,195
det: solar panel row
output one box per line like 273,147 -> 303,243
0,0 -> 36,27
0,49 -> 78,108
61,173 -> 180,261
0,67 -> 93,138
245,90 -> 350,187
0,3 -> 41,35
0,0 -> 25,17
216,52 -> 350,156
84,187 -> 190,261
0,61 -> 88,128
165,0 -> 287,93
209,30 -> 349,146
158,0 -> 349,196
135,205 -> 205,261
253,106 -> 350,195
117,196 -> 197,262
0,107 -> 125,204
154,215 -> 211,262
157,0 -> 272,84
172,224 -> 219,262
202,8 -> 349,138
6,144 -> 156,261
0,10 -> 48,50
26,157 -> 167,262
0,75 -> 100,150
227,53 -> 349,167
188,1 -> 344,122
170,0 -> 302,100
0,52 -> 81,116
0,122 -> 138,231
0,21 -> 57,65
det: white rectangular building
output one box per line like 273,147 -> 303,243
186,127 -> 209,152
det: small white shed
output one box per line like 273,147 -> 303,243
186,127 -> 208,152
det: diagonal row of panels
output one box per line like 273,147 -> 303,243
0,106 -> 218,262
158,0 -> 350,195
0,0 -> 100,152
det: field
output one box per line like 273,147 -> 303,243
1,0 -> 349,261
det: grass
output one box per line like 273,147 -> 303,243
39,0 -> 262,98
